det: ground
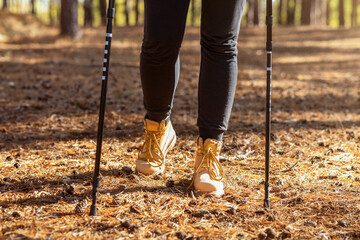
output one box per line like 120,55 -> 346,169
0,21 -> 360,239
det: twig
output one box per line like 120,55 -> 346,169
282,162 -> 299,172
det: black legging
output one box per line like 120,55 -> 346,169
140,0 -> 246,141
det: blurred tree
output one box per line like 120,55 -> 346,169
326,0 -> 330,25
135,0 -> 140,26
301,0 -> 312,25
287,0 -> 297,25
31,0 -> 36,15
99,0 -> 106,26
2,0 -> 7,9
339,0 -> 345,26
60,0 -> 80,37
84,0 -> 93,27
124,0 -> 130,26
57,0 -> 61,23
49,0 -> 54,25
253,0 -> 259,25
14,0 -> 19,12
351,0 -> 358,27
191,0 -> 196,26
246,0 -> 254,26
312,0 -> 325,25
278,0 -> 284,24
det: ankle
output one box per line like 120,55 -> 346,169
145,114 -> 170,125
198,127 -> 224,142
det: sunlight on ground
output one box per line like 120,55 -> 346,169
0,26 -> 359,239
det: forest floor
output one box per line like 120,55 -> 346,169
0,21 -> 360,239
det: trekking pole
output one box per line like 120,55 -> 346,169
89,0 -> 115,216
264,0 -> 273,209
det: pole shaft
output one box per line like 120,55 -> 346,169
264,0 -> 272,209
90,0 -> 115,217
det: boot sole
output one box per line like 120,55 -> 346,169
194,189 -> 224,198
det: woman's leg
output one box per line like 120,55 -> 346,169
197,0 -> 246,141
140,0 -> 190,122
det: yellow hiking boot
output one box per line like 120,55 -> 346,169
136,118 -> 176,175
193,137 -> 225,197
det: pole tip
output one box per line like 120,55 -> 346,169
264,199 -> 270,209
90,205 -> 97,216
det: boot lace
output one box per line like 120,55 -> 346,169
189,146 -> 224,189
138,129 -> 165,168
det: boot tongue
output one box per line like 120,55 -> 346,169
203,139 -> 221,153
145,119 -> 160,131
145,119 -> 165,131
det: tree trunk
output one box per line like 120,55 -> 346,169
351,0 -> 358,27
84,0 -> 93,27
301,0 -> 311,25
313,0 -> 325,25
99,0 -> 107,26
49,0 -> 54,26
135,0 -> 140,26
60,0 -> 80,38
320,0 -> 327,25
2,0 -> 7,10
326,0 -> 330,25
57,1 -> 61,23
287,0 -> 296,25
278,0 -> 283,25
31,0 -> 36,15
15,0 -> 20,13
339,0 -> 345,26
253,0 -> 259,25
247,0 -> 254,26
191,0 -> 196,26
124,0 -> 130,26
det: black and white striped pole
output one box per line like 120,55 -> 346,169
264,0 -> 273,209
90,0 -> 115,216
